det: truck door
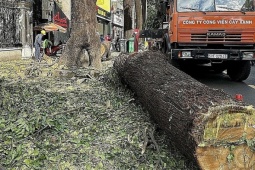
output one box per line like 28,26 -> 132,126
169,0 -> 177,43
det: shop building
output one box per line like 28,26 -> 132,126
0,0 -> 33,59
34,0 -> 71,46
96,0 -> 111,39
111,1 -> 124,39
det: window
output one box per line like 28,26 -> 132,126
176,0 -> 254,12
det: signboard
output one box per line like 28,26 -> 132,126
96,0 -> 111,21
53,2 -> 70,44
112,14 -> 123,26
97,7 -> 111,20
96,0 -> 111,12
53,2 -> 69,29
178,16 -> 255,29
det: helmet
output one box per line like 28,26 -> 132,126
41,30 -> 46,35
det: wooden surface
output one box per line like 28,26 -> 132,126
113,51 -> 255,169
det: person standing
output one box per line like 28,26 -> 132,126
115,35 -> 120,52
34,30 -> 46,62
105,34 -> 111,41
100,34 -> 104,42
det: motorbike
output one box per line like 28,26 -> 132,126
111,40 -> 120,52
42,42 -> 65,57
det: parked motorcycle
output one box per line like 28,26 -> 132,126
42,42 -> 65,57
111,40 -> 120,52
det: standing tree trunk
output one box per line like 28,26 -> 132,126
123,0 -> 133,37
134,0 -> 143,30
114,51 -> 255,170
141,0 -> 147,25
59,0 -> 101,70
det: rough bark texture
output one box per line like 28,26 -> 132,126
141,0 -> 147,24
59,0 -> 101,70
114,51 -> 255,170
134,0 -> 143,30
123,0 -> 133,37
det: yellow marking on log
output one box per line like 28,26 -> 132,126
216,118 -> 221,139
198,107 -> 255,169
244,116 -> 248,131
203,112 -> 255,142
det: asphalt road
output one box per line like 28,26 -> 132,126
186,65 -> 255,106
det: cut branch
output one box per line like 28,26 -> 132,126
141,127 -> 148,154
51,106 -> 85,117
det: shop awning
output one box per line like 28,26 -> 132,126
34,23 -> 67,33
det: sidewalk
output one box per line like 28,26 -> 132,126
0,48 -> 23,61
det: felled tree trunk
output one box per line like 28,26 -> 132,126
113,51 -> 255,170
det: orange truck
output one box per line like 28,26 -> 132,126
148,0 -> 255,81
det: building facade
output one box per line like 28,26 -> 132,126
0,0 -> 33,59
34,0 -> 70,45
111,1 -> 124,39
96,0 -> 111,38
0,0 -> 124,60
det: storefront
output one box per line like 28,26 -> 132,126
96,0 -> 111,38
33,0 -> 70,45
52,1 -> 70,45
111,1 -> 124,39
112,12 -> 124,39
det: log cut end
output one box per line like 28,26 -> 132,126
196,105 -> 255,170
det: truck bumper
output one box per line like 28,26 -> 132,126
171,49 -> 255,61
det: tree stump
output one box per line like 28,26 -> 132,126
113,51 -> 255,170
101,41 -> 111,59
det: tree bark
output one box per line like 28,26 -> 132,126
123,0 -> 133,37
134,0 -> 143,30
141,0 -> 147,24
59,0 -> 101,70
113,51 -> 255,170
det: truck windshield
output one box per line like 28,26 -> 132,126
177,0 -> 255,12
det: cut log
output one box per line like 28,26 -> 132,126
113,51 -> 255,170
101,41 -> 111,59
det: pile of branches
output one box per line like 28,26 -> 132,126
0,59 -> 195,169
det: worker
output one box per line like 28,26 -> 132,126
105,34 -> 111,41
34,30 -> 46,62
100,34 -> 104,42
115,35 -> 120,52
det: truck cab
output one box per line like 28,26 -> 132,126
161,0 -> 255,81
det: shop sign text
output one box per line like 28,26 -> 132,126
182,19 -> 253,25
53,12 -> 68,28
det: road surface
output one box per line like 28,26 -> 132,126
187,65 -> 255,106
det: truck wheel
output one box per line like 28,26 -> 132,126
161,39 -> 167,54
170,59 -> 180,68
227,61 -> 251,81
211,63 -> 226,74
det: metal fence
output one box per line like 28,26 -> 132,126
0,0 -> 21,48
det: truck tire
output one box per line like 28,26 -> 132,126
170,59 -> 181,69
227,61 -> 251,81
211,63 -> 227,74
161,38 -> 167,54
161,34 -> 171,54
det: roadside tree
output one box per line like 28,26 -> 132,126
59,0 -> 102,70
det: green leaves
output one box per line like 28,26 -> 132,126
0,61 -> 191,170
